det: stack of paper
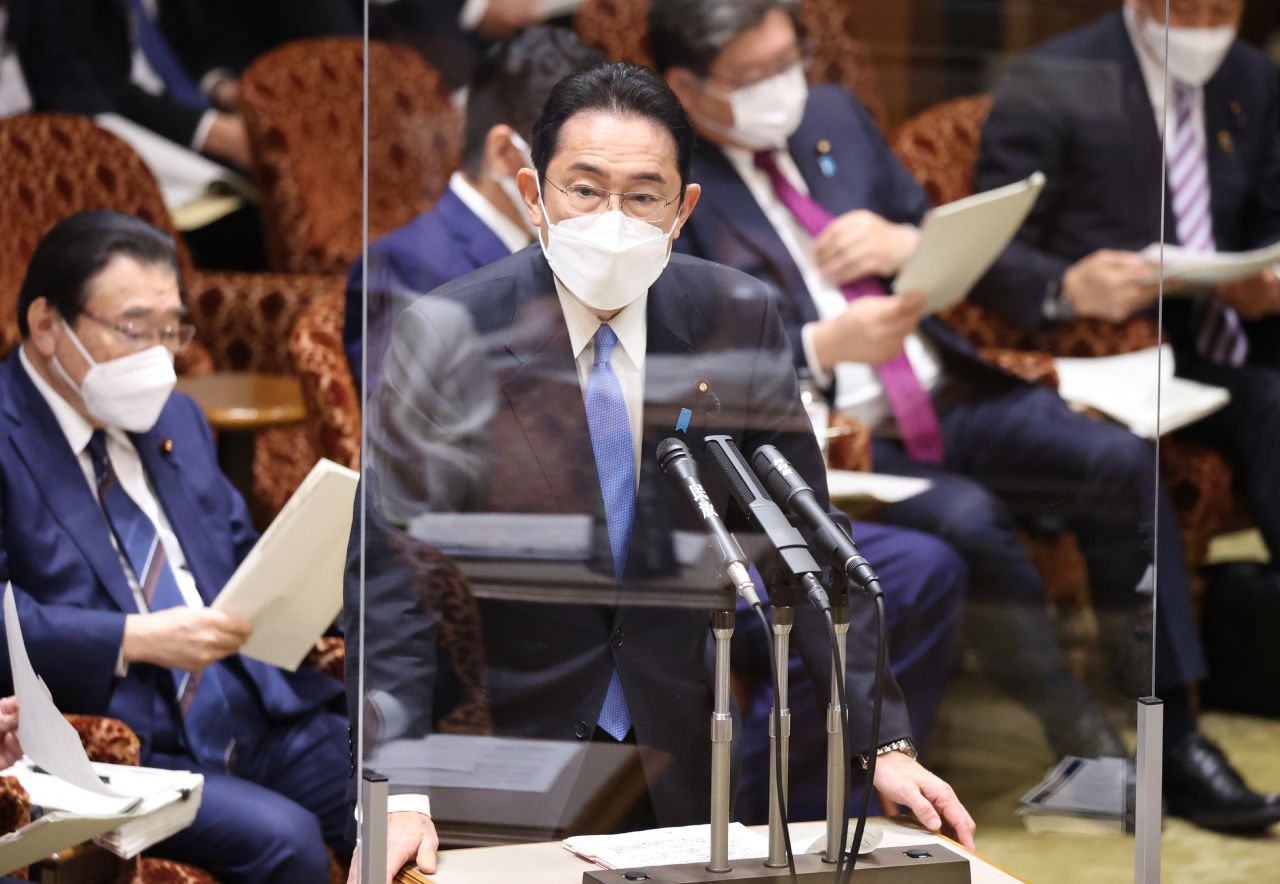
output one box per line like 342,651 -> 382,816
1017,756 -> 1130,835
563,823 -> 769,869
826,470 -> 932,504
214,457 -> 359,671
1054,345 -> 1230,438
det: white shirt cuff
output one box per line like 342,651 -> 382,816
114,646 -> 129,678
458,0 -> 490,30
801,322 -> 834,391
388,794 -> 432,817
191,109 -> 218,152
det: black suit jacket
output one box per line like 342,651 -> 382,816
347,246 -> 911,826
677,83 -> 1018,398
5,0 -> 109,114
975,10 -> 1280,356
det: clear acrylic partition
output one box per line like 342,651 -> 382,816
348,2 -> 1235,882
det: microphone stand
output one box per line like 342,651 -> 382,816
708,608 -> 735,874
764,605 -> 793,869
824,599 -> 850,866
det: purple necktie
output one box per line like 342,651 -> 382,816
1168,81 -> 1249,367
753,150 -> 944,464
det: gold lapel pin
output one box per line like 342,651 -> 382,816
816,139 -> 837,177
698,380 -> 710,393
160,438 -> 174,456
1218,130 -> 1235,154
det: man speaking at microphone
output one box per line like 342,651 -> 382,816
353,62 -> 974,878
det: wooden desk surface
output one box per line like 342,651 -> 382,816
176,372 -> 305,431
430,819 -> 1026,884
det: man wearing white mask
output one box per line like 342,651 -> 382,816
0,210 -> 352,880
344,26 -> 602,390
975,0 -> 1280,833
656,0 -> 1280,835
355,61 -> 975,880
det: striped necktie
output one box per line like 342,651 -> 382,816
87,430 -> 246,768
585,325 -> 634,741
753,150 -> 945,463
1168,81 -> 1249,366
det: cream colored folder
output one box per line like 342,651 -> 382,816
893,171 -> 1046,314
213,458 -> 360,671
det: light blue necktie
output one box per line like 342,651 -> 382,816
585,325 -> 635,741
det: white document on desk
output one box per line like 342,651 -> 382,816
1141,240 -> 1280,287
826,470 -> 932,504
893,171 -> 1046,314
2,585 -> 133,806
213,458 -> 359,670
563,823 -> 769,869
1054,345 -> 1230,438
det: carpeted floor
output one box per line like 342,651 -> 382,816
927,675 -> 1280,883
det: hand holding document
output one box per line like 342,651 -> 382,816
893,172 -> 1046,314
213,458 -> 359,671
1141,240 -> 1280,288
1053,345 -> 1230,438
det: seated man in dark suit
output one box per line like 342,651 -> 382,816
652,0 -> 1280,833
975,0 -> 1280,591
0,210 -> 351,881
352,61 -> 976,877
345,26 -> 603,390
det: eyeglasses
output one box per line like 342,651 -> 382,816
79,311 -> 197,352
545,179 -> 681,223
705,44 -> 813,92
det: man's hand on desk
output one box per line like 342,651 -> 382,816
1217,268 -> 1280,321
873,750 -> 976,851
346,812 -> 438,884
810,291 -> 925,369
0,696 -> 20,768
1062,250 -> 1163,322
814,209 -> 919,285
122,608 -> 252,671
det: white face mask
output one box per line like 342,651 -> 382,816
490,131 -> 537,236
700,64 -> 808,150
55,320 -> 176,433
1140,17 -> 1236,87
537,179 -> 677,313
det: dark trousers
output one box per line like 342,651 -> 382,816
875,384 -> 1207,708
735,521 -> 966,823
147,707 -> 350,883
1178,336 -> 1280,559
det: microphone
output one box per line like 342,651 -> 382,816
702,435 -> 830,612
656,437 -> 761,608
750,444 -> 880,593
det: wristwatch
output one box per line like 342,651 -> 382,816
859,737 -> 917,770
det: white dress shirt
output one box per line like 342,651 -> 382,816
18,348 -> 205,675
0,8 -> 34,117
720,145 -> 942,432
447,171 -> 534,255
554,277 -> 647,482
1123,7 -> 1207,166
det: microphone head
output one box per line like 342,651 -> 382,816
656,436 -> 690,470
751,443 -> 813,499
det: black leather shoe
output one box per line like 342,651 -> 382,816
1165,733 -> 1280,834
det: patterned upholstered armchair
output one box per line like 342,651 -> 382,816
573,0 -> 888,130
0,113 -> 337,521
239,38 -> 463,277
890,94 -> 1237,572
